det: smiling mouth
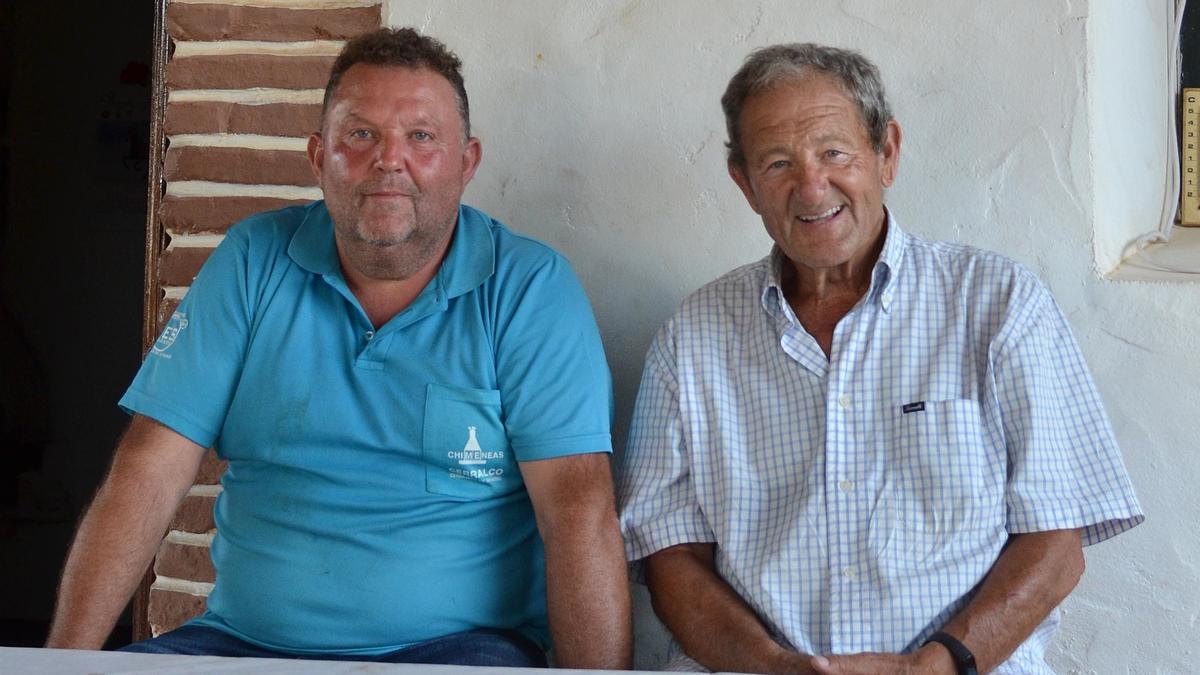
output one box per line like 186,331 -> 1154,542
797,205 -> 845,223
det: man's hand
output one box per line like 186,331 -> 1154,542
769,651 -> 822,675
519,452 -> 631,669
810,643 -> 954,675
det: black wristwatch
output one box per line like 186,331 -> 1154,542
923,631 -> 977,675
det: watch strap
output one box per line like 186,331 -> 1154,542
924,631 -> 977,675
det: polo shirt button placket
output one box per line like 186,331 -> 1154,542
356,329 -> 381,366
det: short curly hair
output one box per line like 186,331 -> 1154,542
322,28 -> 470,139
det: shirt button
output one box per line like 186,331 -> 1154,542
839,480 -> 854,493
838,395 -> 852,409
841,566 -> 858,581
881,293 -> 893,304
364,330 -> 375,341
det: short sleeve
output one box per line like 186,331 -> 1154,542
118,229 -> 253,449
993,284 -> 1144,546
617,322 -> 716,568
494,253 -> 613,461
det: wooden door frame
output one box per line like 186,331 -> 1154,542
133,0 -> 169,643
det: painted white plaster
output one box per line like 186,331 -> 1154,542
1090,1 -> 1176,273
1118,227 -> 1200,278
387,2 -> 1199,671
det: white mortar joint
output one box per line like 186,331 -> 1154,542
170,133 -> 310,151
173,40 -> 345,58
167,180 -> 323,200
151,577 -> 215,597
170,88 -> 324,105
171,0 -> 380,8
165,531 -> 216,547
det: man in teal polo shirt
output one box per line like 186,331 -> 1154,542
47,28 -> 631,668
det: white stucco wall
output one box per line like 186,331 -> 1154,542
386,1 -> 1199,671
1090,0 -> 1175,271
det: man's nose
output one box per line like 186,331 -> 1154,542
791,161 -> 829,205
373,132 -> 406,172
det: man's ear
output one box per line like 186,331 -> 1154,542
879,120 -> 901,188
729,161 -> 761,214
460,136 -> 482,187
307,132 -> 324,185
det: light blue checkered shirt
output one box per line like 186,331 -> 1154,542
618,214 -> 1143,673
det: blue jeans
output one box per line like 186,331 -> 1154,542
118,623 -> 547,667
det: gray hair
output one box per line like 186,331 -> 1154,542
721,43 -> 892,168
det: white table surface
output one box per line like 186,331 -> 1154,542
1,647 -> 748,675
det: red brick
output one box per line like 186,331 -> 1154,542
165,101 -> 322,137
148,588 -> 208,636
167,3 -> 381,42
160,196 -> 312,234
171,495 -> 216,533
167,54 -> 334,90
195,449 -> 227,485
159,246 -> 214,287
165,146 -> 316,186
155,541 -> 216,583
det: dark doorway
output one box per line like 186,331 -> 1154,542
1,2 -> 152,648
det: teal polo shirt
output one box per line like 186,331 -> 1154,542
120,201 -> 613,655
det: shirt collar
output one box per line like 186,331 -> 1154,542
438,204 -> 496,299
872,209 -> 908,313
288,201 -> 496,298
760,207 -> 909,316
288,201 -> 340,276
761,247 -> 791,319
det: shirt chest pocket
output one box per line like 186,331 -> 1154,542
884,398 -> 1004,534
422,383 -> 521,500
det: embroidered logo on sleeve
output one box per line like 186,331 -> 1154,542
151,312 -> 189,358
902,401 -> 925,414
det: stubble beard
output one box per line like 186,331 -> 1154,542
334,207 -> 454,281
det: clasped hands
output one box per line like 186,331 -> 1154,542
773,643 -> 955,675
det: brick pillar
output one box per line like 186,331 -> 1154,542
143,0 -> 382,638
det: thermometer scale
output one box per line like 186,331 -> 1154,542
1181,88 -> 1200,226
